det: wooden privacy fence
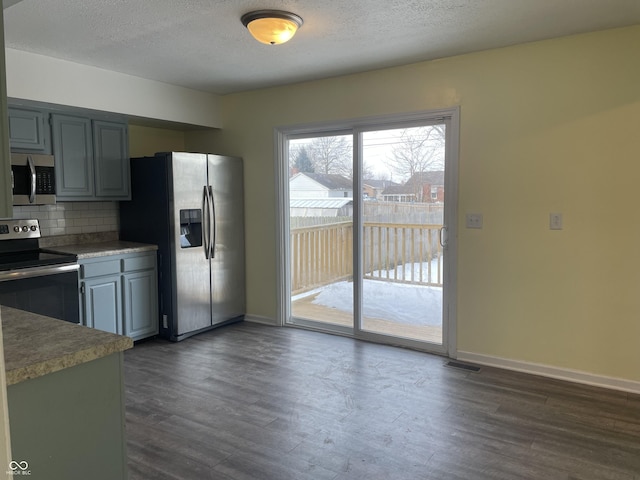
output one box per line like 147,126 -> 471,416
290,221 -> 443,294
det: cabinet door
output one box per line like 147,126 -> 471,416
51,114 -> 94,199
8,107 -> 50,153
83,275 -> 122,335
123,269 -> 158,340
93,120 -> 130,199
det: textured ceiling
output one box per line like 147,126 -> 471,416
3,0 -> 640,95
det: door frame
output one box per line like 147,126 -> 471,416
275,107 -> 459,357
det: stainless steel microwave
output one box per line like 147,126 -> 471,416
10,153 -> 56,205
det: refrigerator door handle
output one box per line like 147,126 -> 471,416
208,186 -> 217,259
202,185 -> 211,259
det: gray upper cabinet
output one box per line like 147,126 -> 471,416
51,113 -> 94,198
8,107 -> 51,153
93,120 -> 130,198
52,113 -> 130,201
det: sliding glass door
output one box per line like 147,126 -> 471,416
288,133 -> 354,333
277,109 -> 458,354
359,125 -> 446,345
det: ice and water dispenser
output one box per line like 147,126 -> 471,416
179,209 -> 203,248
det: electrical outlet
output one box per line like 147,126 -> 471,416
550,213 -> 563,230
465,213 -> 483,229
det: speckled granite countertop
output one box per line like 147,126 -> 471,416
47,241 -> 158,259
2,306 -> 133,386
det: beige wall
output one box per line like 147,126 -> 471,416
128,125 -> 187,157
187,25 -> 640,383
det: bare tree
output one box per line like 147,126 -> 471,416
386,125 -> 446,181
308,135 -> 352,177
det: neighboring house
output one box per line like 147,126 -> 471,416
289,172 -> 353,199
289,172 -> 353,217
382,171 -> 444,203
363,179 -> 399,201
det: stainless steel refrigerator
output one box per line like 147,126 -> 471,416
120,152 -> 245,341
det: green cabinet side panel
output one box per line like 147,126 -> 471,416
0,7 -> 12,219
7,353 -> 128,480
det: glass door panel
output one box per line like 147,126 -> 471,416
360,125 -> 446,344
288,134 -> 354,330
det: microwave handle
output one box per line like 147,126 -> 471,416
27,155 -> 36,204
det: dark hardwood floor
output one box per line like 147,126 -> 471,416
124,322 -> 640,480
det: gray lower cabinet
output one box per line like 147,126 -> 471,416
80,251 -> 158,340
52,113 -> 130,201
122,255 -> 159,340
84,274 -> 123,335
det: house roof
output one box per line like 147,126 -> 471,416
300,173 -> 352,191
290,199 -> 353,209
364,179 -> 399,189
5,1 -> 640,95
382,171 -> 444,195
405,171 -> 444,186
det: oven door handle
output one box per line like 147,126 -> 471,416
27,155 -> 36,204
0,263 -> 79,283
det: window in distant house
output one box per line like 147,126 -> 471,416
431,186 -> 438,200
344,192 -> 348,197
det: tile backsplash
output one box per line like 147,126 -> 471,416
12,202 -> 119,237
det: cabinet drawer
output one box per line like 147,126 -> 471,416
81,258 -> 121,278
122,254 -> 156,272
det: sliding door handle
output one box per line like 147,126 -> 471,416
439,225 -> 448,248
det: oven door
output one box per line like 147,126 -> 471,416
0,264 -> 80,323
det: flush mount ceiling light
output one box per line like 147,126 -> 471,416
241,10 -> 303,45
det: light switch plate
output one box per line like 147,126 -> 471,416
465,213 -> 483,229
550,213 -> 563,230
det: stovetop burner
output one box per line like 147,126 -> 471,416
0,219 -> 78,271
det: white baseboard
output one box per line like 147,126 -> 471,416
243,314 -> 278,326
457,351 -> 640,395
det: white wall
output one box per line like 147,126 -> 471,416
5,49 -> 222,128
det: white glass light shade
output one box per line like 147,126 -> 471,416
241,10 -> 303,45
